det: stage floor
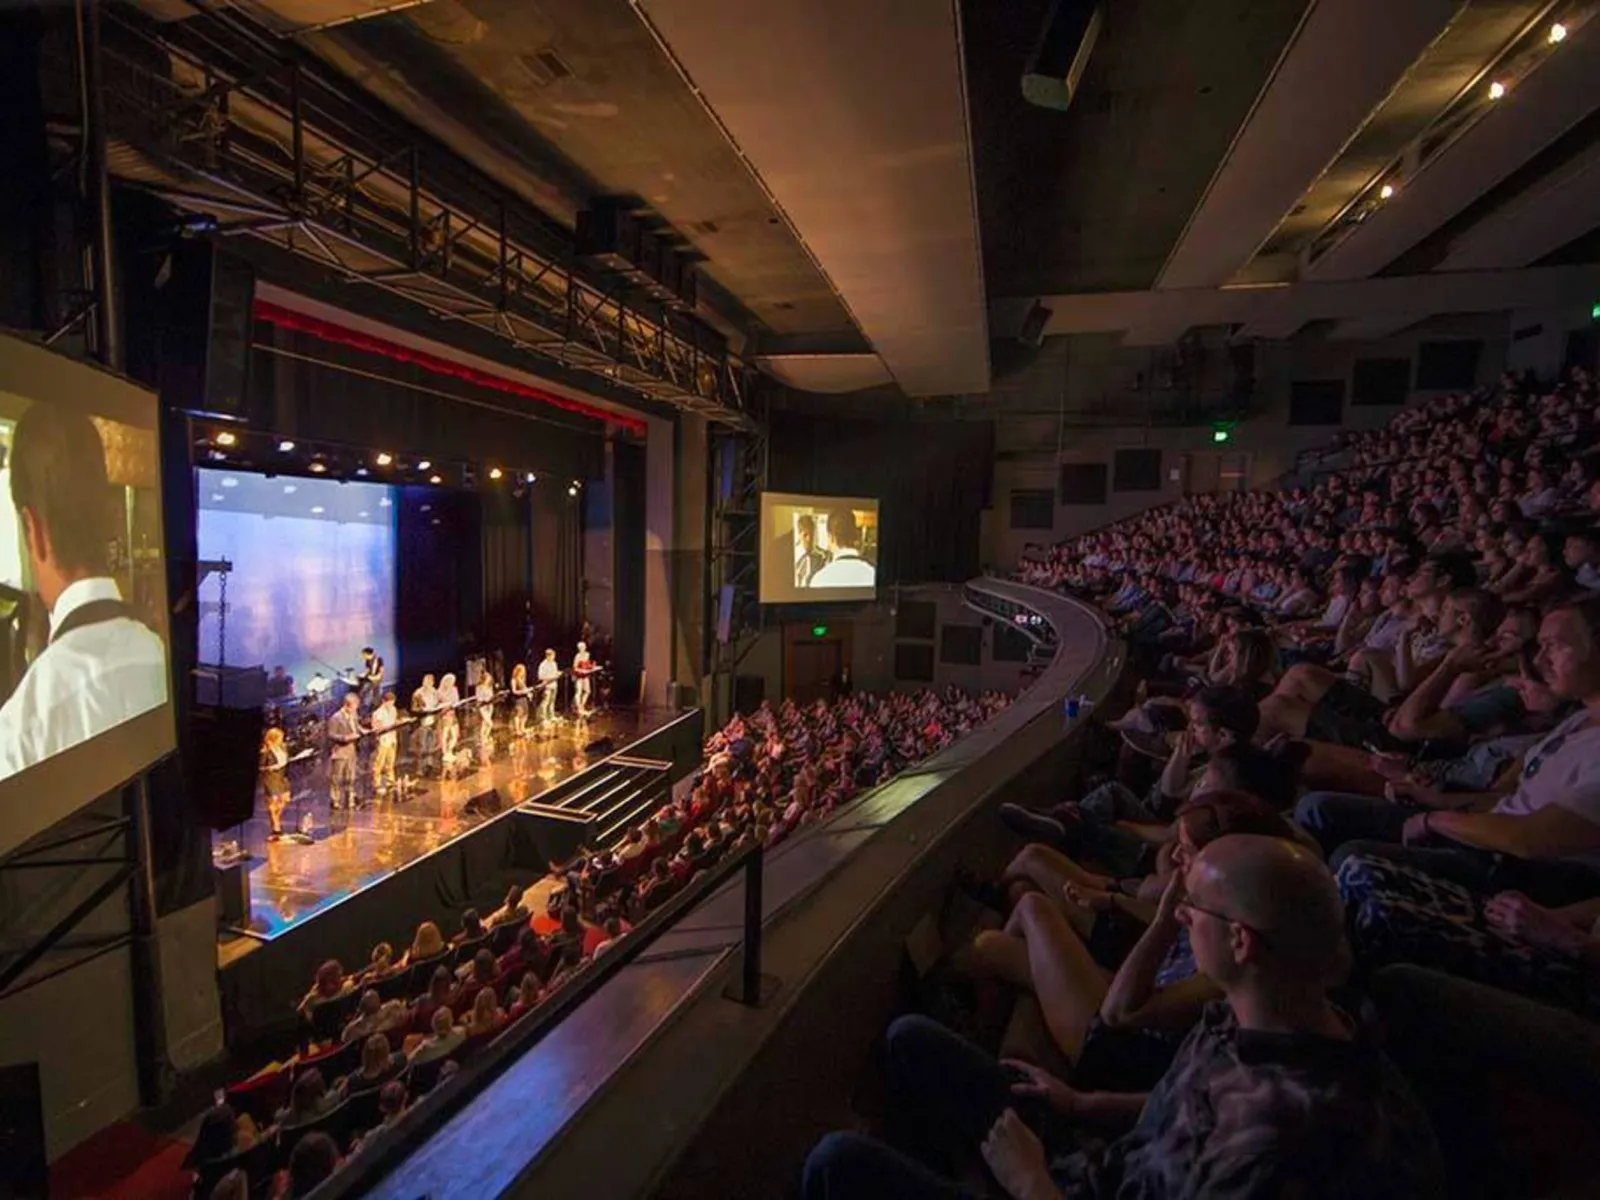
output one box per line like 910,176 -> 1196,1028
215,707 -> 677,953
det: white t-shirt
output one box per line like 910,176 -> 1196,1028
810,550 -> 875,588
1492,708 -> 1600,862
0,577 -> 167,780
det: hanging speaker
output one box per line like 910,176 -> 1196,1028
156,240 -> 257,422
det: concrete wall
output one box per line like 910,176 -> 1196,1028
1503,303 -> 1597,379
984,315 -> 1512,567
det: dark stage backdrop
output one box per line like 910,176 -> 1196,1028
768,413 -> 995,585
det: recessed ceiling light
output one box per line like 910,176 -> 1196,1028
1488,80 -> 1506,100
429,474 -> 442,485
277,439 -> 295,452
1549,21 -> 1567,43
283,484 -> 297,494
220,477 -> 239,488
376,452 -> 393,466
525,472 -> 536,484
311,505 -> 325,514
489,467 -> 503,480
355,467 -> 369,477
309,461 -> 327,473
567,485 -> 579,497
417,460 -> 432,472
215,431 -> 238,447
1379,183 -> 1395,200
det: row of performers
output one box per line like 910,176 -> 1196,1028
257,645 -> 598,838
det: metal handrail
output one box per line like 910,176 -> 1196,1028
311,841 -> 767,1199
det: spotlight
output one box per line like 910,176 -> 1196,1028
525,472 -> 536,484
309,461 -> 328,474
489,467 -> 503,481
215,430 -> 238,447
417,459 -> 432,472
1549,21 -> 1567,43
570,480 -> 582,490
376,452 -> 393,466
429,474 -> 442,485
1488,80 -> 1506,100
1379,183 -> 1395,200
567,484 -> 579,497
355,467 -> 369,477
311,505 -> 326,515
277,439 -> 296,452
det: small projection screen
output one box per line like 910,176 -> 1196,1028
0,333 -> 174,858
759,491 -> 879,604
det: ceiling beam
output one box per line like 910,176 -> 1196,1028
1158,0 -> 1459,290
1438,138 -> 1600,270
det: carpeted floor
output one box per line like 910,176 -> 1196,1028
49,1120 -> 191,1200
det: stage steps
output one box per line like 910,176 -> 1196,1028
532,755 -> 674,853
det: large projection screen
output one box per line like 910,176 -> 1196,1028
758,491 -> 879,604
0,334 -> 174,859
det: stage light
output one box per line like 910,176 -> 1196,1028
525,472 -> 536,484
1379,183 -> 1395,200
567,484 -> 579,497
1549,21 -> 1567,43
220,476 -> 239,488
1488,80 -> 1506,100
376,452 -> 394,466
309,461 -> 328,473
214,430 -> 238,447
417,459 -> 432,472
283,484 -> 297,494
311,505 -> 325,515
355,467 -> 369,477
489,467 -> 503,481
429,474 -> 442,485
277,439 -> 295,452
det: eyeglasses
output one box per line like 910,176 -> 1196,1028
1176,897 -> 1270,944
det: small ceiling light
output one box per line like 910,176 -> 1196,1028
283,484 -> 297,494
1488,80 -> 1506,100
429,474 -> 442,485
215,430 -> 238,447
1549,21 -> 1567,43
355,467 -> 369,477
1379,183 -> 1395,200
525,472 -> 536,484
309,461 -> 327,474
277,439 -> 295,453
376,452 -> 393,466
567,484 -> 579,497
220,476 -> 239,488
488,467 -> 503,481
310,505 -> 325,515
417,459 -> 432,472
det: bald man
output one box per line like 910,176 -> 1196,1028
803,835 -> 1444,1200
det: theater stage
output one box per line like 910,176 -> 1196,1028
214,706 -> 705,1047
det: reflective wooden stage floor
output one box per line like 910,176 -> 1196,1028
215,707 -> 676,949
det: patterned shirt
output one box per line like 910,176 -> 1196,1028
1052,1003 -> 1444,1199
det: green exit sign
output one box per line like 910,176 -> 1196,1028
1592,301 -> 1600,320
811,625 -> 829,638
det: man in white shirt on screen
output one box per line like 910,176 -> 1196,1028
809,506 -> 876,589
0,404 -> 166,781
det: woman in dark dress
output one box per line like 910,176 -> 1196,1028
261,726 -> 292,841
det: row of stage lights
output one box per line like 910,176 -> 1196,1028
1365,20 -> 1570,211
206,428 -> 584,497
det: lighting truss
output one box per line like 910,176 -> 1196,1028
96,5 -> 758,431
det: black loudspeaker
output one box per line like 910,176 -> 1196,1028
1022,0 -> 1106,111
216,859 -> 251,928
583,735 -> 616,756
157,240 -> 257,421
186,702 -> 266,830
733,674 -> 765,715
0,1062 -> 47,1199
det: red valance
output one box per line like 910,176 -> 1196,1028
252,298 -> 648,436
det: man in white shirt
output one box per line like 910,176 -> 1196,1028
572,641 -> 594,718
0,405 -> 166,781
810,507 -> 876,589
536,648 -> 561,725
410,673 -> 439,769
370,690 -> 399,793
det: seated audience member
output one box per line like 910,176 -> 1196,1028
488,884 -> 529,928
208,1170 -> 248,1200
593,915 -> 626,955
357,941 -> 402,985
340,988 -> 406,1045
506,971 -> 542,1020
403,920 -> 447,966
1566,528 -> 1600,592
297,959 -> 349,1019
345,1032 -> 407,1095
373,1078 -> 407,1132
803,835 -> 1443,1199
463,983 -> 507,1039
545,940 -> 586,991
496,927 -> 548,983
451,908 -> 485,947
408,1006 -> 466,1067
410,966 -> 456,1036
275,1069 -> 338,1130
285,1131 -> 341,1199
185,1103 -> 257,1171
1305,600 -> 1600,905
451,948 -> 501,1011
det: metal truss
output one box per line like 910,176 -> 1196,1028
706,422 -> 769,718
95,5 -> 759,430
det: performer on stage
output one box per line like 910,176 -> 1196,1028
475,672 -> 496,748
371,690 -> 399,793
327,692 -> 363,809
510,663 -> 531,737
359,647 -> 385,710
411,673 -> 439,773
437,672 -> 461,768
536,649 -> 560,725
572,641 -> 595,718
260,726 -> 292,840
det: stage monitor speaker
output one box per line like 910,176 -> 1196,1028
186,701 -> 265,830
0,1062 -> 47,1199
583,735 -> 616,756
194,664 -> 266,708
733,673 -> 764,715
216,859 -> 251,928
1023,0 -> 1105,112
158,240 -> 257,422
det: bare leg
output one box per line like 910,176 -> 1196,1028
1009,891 -> 1111,1062
1298,739 -> 1389,795
1001,843 -> 1110,898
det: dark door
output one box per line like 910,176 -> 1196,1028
789,640 -> 841,706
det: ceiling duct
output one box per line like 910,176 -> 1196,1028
1022,0 -> 1106,112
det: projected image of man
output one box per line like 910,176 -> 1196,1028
810,507 -> 875,589
793,513 -> 828,589
0,405 -> 166,779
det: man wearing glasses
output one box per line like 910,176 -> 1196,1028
802,834 -> 1443,1199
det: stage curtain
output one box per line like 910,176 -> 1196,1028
480,489 -> 532,671
767,413 -> 996,585
529,485 -> 582,644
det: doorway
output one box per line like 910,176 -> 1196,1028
789,639 -> 841,706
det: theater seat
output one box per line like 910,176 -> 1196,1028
190,1137 -> 279,1200
222,1065 -> 292,1128
301,990 -> 359,1050
277,1099 -> 351,1161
